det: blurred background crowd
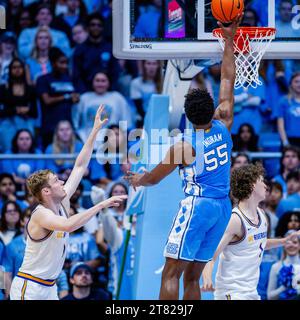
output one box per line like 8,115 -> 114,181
0,0 -> 299,300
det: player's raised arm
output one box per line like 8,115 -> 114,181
33,195 -> 127,233
124,141 -> 194,190
202,214 -> 242,291
63,105 -> 108,200
214,14 -> 242,131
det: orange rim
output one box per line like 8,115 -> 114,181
213,27 -> 276,39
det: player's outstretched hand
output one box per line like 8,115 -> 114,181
217,12 -> 243,39
201,261 -> 215,292
124,170 -> 148,191
93,104 -> 109,132
100,195 -> 128,209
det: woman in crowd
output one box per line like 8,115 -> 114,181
233,123 -> 259,152
0,58 -> 37,152
267,230 -> 300,300
0,201 -> 23,246
26,26 -> 52,83
130,60 -> 163,127
73,72 -> 133,143
276,211 -> 300,238
2,130 -> 45,191
276,72 -> 300,147
45,120 -> 85,181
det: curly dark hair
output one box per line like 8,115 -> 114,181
231,163 -> 265,201
184,89 -> 215,126
275,211 -> 300,238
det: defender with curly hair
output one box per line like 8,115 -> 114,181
202,163 -> 300,300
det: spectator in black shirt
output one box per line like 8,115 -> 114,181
62,262 -> 111,300
36,47 -> 80,150
0,58 -> 37,152
72,12 -> 120,93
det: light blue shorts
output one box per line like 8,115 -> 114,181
164,196 -> 231,262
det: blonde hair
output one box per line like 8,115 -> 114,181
31,26 -> 52,59
26,169 -> 53,202
53,120 -> 76,166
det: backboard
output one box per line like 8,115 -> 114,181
113,0 -> 300,59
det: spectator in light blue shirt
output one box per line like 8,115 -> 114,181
275,73 -> 300,147
25,26 -> 52,84
18,4 -> 71,60
2,130 -> 45,190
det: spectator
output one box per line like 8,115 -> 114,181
116,60 -> 139,99
286,170 -> 300,196
130,60 -> 163,127
26,26 -> 52,83
36,47 -> 80,149
203,63 -> 221,105
64,205 -> 103,273
134,0 -> 162,38
276,0 -> 299,38
231,79 -> 267,135
17,4 -> 71,60
90,125 -> 128,187
0,58 -> 37,152
71,22 -> 88,46
23,185 -> 37,208
2,130 -> 45,190
52,0 -> 87,46
0,238 -> 4,300
72,12 -> 120,93
233,123 -> 259,152
73,72 -> 133,144
0,31 -> 17,85
93,183 -> 135,299
0,201 -> 23,246
14,9 -> 34,36
231,152 -> 251,171
2,207 -> 30,299
45,120 -> 84,180
273,146 -> 300,196
0,174 -> 28,213
276,72 -> 300,147
62,262 -> 110,300
276,211 -> 300,238
267,230 -> 300,300
6,0 -> 24,33
241,8 -> 260,27
276,172 -> 300,219
264,182 -> 283,237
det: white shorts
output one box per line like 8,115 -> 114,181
10,276 -> 59,300
214,291 -> 261,300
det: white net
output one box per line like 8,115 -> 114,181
213,27 -> 276,89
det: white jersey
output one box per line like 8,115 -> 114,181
215,207 -> 268,300
18,204 -> 69,281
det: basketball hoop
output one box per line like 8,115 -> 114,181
213,27 -> 276,89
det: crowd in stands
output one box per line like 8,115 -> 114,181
0,0 -> 299,300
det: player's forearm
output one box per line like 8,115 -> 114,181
74,128 -> 98,170
220,38 -> 235,100
265,238 -> 285,250
67,202 -> 103,232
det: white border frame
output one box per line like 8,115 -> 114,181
113,0 -> 300,59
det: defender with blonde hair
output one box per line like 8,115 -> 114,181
9,105 -> 127,300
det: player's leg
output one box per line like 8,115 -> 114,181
159,257 -> 188,300
183,261 -> 206,300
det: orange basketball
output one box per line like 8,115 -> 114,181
211,0 -> 244,23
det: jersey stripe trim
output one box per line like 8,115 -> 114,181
17,272 -> 56,287
228,211 -> 247,245
21,280 -> 27,300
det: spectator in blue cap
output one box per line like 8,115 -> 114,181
62,262 -> 111,300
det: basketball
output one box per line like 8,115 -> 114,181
211,0 -> 244,23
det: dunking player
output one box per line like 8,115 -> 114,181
202,163 -> 300,300
9,106 -> 127,300
125,15 -> 243,300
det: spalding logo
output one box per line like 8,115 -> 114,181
166,243 -> 179,255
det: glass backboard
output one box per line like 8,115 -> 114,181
113,0 -> 300,59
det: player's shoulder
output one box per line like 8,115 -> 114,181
31,205 -> 54,220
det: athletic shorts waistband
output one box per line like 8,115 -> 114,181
17,272 -> 56,287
